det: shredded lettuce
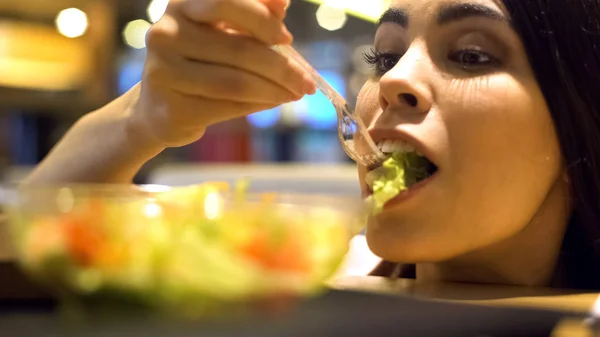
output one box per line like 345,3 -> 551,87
18,181 -> 355,311
366,152 -> 431,214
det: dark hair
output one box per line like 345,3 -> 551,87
501,0 -> 600,289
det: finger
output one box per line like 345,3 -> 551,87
259,0 -> 289,19
137,89 -> 275,145
149,16 -> 310,97
182,96 -> 279,125
175,0 -> 292,45
160,56 -> 301,104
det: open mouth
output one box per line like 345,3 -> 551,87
364,139 -> 438,213
369,139 -> 438,187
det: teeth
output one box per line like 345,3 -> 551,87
381,140 -> 394,153
376,139 -> 422,155
392,140 -> 410,152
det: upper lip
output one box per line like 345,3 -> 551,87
368,128 -> 439,168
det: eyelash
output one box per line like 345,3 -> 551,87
363,48 -> 500,76
363,49 -> 402,77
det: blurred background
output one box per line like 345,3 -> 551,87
0,0 -> 385,190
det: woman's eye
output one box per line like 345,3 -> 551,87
448,49 -> 500,71
363,49 -> 402,76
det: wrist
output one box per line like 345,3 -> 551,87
79,85 -> 165,181
123,84 -> 208,149
119,84 -> 167,158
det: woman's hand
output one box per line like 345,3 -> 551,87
129,0 -> 316,148
25,0 -> 315,185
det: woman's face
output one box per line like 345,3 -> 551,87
357,0 -> 566,262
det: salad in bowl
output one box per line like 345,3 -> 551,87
1,182 -> 365,313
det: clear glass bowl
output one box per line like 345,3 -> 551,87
0,183 -> 366,315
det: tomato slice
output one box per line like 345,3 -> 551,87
62,201 -> 107,266
240,232 -> 310,274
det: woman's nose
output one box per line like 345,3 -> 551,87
378,47 -> 434,114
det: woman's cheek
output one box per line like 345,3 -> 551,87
441,76 -> 534,148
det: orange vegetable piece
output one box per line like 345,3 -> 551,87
240,232 -> 311,274
95,243 -> 127,270
63,214 -> 105,266
260,193 -> 278,204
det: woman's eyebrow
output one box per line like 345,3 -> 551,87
438,3 -> 508,25
377,8 -> 409,28
377,3 -> 508,29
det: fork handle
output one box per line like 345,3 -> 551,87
272,45 -> 347,105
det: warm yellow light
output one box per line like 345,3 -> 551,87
147,0 -> 170,23
123,19 -> 152,49
144,201 -> 163,218
55,8 -> 88,38
304,0 -> 390,22
204,192 -> 223,220
0,21 -> 90,91
316,3 -> 348,31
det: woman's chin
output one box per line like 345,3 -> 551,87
364,218 -> 463,263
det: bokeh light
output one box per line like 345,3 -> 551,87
123,20 -> 152,49
55,8 -> 88,38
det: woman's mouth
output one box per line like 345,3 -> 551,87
369,138 -> 439,184
364,138 -> 439,212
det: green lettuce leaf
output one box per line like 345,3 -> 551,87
365,152 -> 430,214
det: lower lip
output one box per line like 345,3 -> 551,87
366,172 -> 438,210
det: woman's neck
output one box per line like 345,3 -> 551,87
416,178 -> 571,287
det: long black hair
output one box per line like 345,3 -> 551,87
502,0 -> 600,289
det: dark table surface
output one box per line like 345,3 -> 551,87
0,288 -> 588,337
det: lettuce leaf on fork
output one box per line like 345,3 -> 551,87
365,152 -> 432,214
